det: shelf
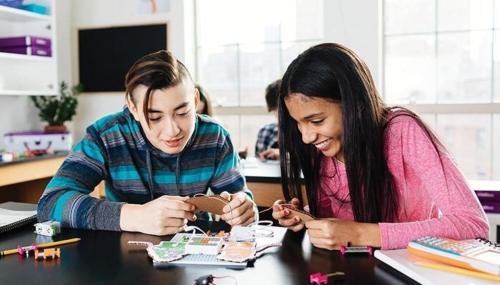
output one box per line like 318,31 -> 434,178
0,5 -> 51,22
0,51 -> 53,61
0,89 -> 56,96
0,0 -> 56,97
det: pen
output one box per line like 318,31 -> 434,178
0,237 -> 81,257
415,261 -> 500,282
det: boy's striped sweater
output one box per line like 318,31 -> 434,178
37,108 -> 249,231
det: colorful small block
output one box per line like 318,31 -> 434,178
310,272 -> 328,284
34,220 -> 61,237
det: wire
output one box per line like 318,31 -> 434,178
213,275 -> 238,285
183,225 -> 208,236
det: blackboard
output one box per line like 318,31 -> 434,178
78,24 -> 167,92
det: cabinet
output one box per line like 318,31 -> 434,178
0,1 -> 57,96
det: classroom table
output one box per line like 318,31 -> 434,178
241,158 -> 285,208
0,222 -> 417,285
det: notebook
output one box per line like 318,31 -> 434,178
375,249 -> 500,285
0,202 -> 37,234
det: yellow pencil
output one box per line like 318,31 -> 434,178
0,237 -> 80,257
415,261 -> 500,282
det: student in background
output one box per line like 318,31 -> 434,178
255,79 -> 280,160
195,84 -> 214,116
38,50 -> 257,235
272,43 -> 488,250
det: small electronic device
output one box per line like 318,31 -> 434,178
186,195 -> 229,215
340,245 -> 373,255
282,205 -> 315,222
309,272 -> 345,285
34,220 -> 61,237
193,274 -> 214,285
408,236 -> 500,276
185,236 -> 224,255
34,248 -> 60,260
217,241 -> 256,263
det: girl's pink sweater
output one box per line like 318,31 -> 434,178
318,113 -> 489,249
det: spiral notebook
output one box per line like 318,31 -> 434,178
0,202 -> 37,234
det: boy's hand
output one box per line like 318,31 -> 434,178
120,196 -> 196,236
258,148 -> 280,160
272,198 -> 304,232
220,191 -> 257,226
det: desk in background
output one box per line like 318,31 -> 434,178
0,153 -> 106,203
0,222 -> 416,285
242,158 -> 284,207
0,154 -> 66,203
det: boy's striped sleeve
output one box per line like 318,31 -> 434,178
37,129 -> 123,231
210,132 -> 253,199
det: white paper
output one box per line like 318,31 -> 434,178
0,208 -> 36,227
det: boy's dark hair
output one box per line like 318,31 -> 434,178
265,79 -> 281,112
124,50 -> 192,127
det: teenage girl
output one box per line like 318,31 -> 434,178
272,43 -> 488,249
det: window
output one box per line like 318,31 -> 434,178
384,0 -> 500,179
195,0 -> 324,156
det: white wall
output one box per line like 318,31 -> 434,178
323,0 -> 382,86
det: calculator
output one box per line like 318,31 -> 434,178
407,236 -> 500,276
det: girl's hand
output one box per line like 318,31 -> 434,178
272,198 -> 304,232
220,191 -> 257,226
120,196 -> 196,236
305,219 -> 381,250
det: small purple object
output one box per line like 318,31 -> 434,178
480,201 -> 500,214
310,272 -> 328,285
340,245 -> 373,255
0,36 -> 51,48
0,45 -> 51,57
17,244 -> 37,257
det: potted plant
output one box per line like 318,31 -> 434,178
31,81 -> 83,133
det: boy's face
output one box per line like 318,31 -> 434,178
128,79 -> 200,154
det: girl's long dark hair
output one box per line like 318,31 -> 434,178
279,43 -> 399,222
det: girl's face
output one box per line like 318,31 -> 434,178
285,93 -> 344,161
128,79 -> 200,154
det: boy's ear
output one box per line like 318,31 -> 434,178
126,95 -> 140,121
194,87 -> 201,109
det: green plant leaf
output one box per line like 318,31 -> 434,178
30,81 -> 82,126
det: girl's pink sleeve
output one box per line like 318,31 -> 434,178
378,116 -> 489,249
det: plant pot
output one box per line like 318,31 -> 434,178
44,124 -> 67,133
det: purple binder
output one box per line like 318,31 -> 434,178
481,201 -> 500,214
0,36 -> 51,48
0,46 -> 52,57
476,191 -> 500,202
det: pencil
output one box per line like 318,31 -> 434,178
0,237 -> 80,257
415,261 -> 500,282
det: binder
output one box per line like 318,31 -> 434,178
0,36 -> 51,48
0,202 -> 37,234
0,46 -> 52,57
